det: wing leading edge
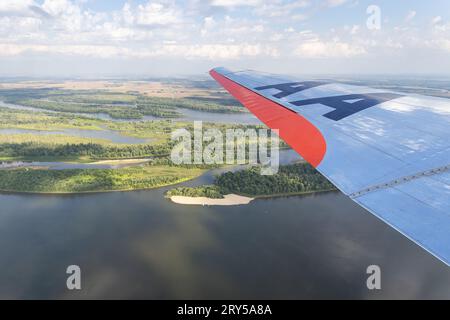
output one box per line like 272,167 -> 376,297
210,67 -> 450,266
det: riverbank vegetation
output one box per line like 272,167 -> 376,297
0,141 -> 174,161
0,165 -> 205,193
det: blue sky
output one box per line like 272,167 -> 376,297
0,0 -> 449,77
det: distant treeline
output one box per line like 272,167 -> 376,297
136,96 -> 244,115
0,88 -> 245,120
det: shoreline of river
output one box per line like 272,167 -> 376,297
168,189 -> 338,206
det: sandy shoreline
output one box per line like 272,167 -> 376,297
170,194 -> 254,206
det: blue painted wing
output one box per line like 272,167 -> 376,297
211,67 -> 450,266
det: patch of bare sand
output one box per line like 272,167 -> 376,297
170,194 -> 254,206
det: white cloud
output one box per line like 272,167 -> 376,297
431,16 -> 442,25
201,16 -> 216,36
136,2 -> 182,26
254,1 -> 309,18
295,40 -> 366,58
0,0 -> 448,75
0,0 -> 36,15
285,27 -> 295,33
121,3 -> 134,25
42,0 -> 75,16
351,25 -> 360,34
0,42 -> 278,60
405,10 -> 416,22
292,14 -> 308,21
210,0 -> 261,7
431,16 -> 449,32
325,0 -> 348,8
159,43 -> 277,59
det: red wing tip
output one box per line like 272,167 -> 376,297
208,67 -> 327,168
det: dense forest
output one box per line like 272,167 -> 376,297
166,163 -> 337,198
166,185 -> 224,199
136,96 -> 244,115
216,163 -> 336,196
0,141 -> 174,160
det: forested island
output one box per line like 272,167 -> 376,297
166,163 -> 337,201
0,166 -> 204,193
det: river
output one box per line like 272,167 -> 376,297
0,169 -> 449,299
0,101 -> 449,299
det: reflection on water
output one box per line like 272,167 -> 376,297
0,187 -> 449,299
0,101 -> 449,299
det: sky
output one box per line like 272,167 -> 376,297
0,0 -> 449,77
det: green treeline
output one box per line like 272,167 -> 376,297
136,96 -> 244,114
216,163 -> 336,196
0,141 -> 174,159
166,163 -> 337,198
166,185 -> 224,199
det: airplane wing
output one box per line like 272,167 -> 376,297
210,67 -> 450,266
